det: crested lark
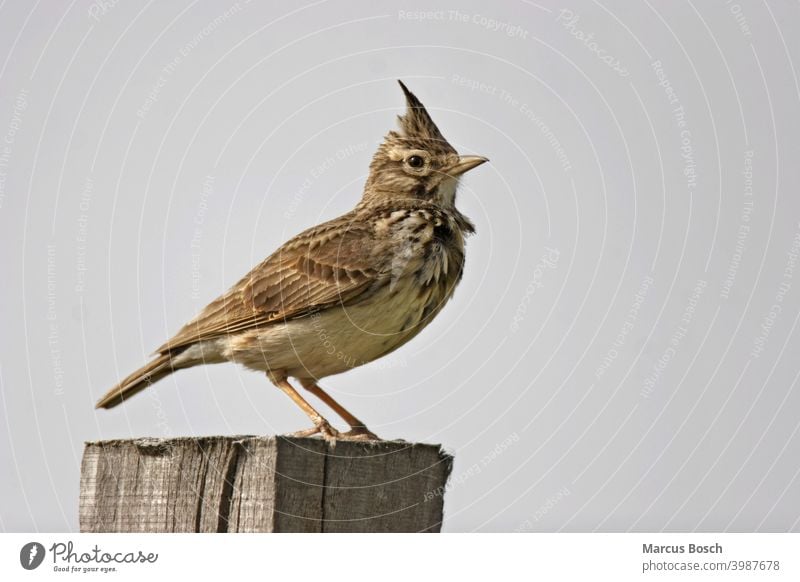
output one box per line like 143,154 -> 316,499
96,81 -> 488,441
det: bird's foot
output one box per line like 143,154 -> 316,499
288,420 -> 340,442
339,425 -> 381,442
288,426 -> 322,438
288,423 -> 380,443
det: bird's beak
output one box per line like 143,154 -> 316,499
445,155 -> 489,177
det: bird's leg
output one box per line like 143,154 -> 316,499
299,379 -> 381,441
268,373 -> 340,442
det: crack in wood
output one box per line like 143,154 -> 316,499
216,442 -> 241,533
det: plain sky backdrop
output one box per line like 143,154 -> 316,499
2,0 -> 800,532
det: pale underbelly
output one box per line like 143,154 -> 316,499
221,280 -> 446,379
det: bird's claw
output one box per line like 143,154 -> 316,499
340,426 -> 381,441
288,423 -> 380,442
288,426 -> 323,438
288,420 -> 340,442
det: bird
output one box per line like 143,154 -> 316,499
96,81 -> 488,441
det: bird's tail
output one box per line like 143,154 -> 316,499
95,353 -> 178,409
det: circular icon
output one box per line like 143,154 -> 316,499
20,542 -> 45,570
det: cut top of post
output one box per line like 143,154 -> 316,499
79,435 -> 454,533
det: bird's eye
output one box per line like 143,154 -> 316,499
406,155 -> 425,168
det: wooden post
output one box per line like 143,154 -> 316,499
79,436 -> 453,533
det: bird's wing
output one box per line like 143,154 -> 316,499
155,215 -> 384,354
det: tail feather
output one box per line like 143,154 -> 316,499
95,353 -> 178,409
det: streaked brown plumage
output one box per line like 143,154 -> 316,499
96,81 -> 487,441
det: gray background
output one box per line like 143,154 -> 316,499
1,0 -> 799,532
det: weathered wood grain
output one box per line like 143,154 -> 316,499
80,436 -> 453,533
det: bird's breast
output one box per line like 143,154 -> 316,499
224,208 -> 469,379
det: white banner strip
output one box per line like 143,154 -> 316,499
1,533 -> 797,581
